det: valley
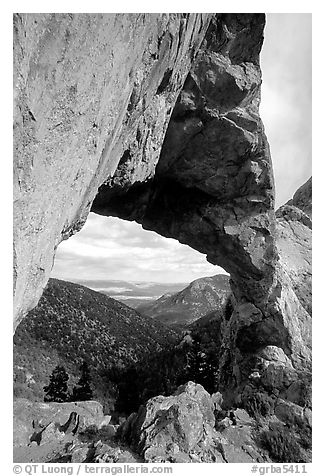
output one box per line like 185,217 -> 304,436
72,279 -> 188,309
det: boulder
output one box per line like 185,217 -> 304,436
34,422 -> 66,446
258,346 -> 292,365
211,391 -> 224,412
98,424 -> 116,439
174,381 -> 215,426
98,415 -> 112,428
274,399 -> 305,426
260,362 -> 297,393
118,381 -> 268,463
215,408 -> 269,463
284,377 -> 312,408
118,382 -> 220,462
93,442 -> 121,463
13,399 -> 104,447
233,409 -> 253,426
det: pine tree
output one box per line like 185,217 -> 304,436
72,361 -> 93,401
43,365 -> 70,402
184,336 -> 218,393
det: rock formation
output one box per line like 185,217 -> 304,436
13,12 -> 212,328
13,398 -> 141,463
13,13 -> 311,407
276,179 -> 312,318
117,381 -> 268,463
217,178 -> 311,405
13,379 -> 311,463
117,381 -> 311,463
285,177 -> 312,219
13,399 -> 104,447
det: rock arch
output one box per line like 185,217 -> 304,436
13,13 -> 311,394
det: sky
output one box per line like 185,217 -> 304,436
51,13 -> 312,285
260,13 -> 312,207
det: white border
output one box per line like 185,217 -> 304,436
3,4 -> 321,474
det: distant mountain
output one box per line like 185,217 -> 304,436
72,279 -> 188,308
137,274 -> 231,328
13,279 -> 181,408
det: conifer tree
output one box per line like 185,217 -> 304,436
72,361 -> 93,401
44,365 -> 70,402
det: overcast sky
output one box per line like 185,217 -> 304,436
260,13 -> 312,207
52,13 -> 312,285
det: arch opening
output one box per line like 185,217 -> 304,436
51,212 -> 229,310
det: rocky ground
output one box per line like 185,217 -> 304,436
13,380 -> 311,464
13,399 -> 142,463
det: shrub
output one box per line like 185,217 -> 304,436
298,425 -> 312,451
257,423 -> 305,463
72,361 -> 93,401
242,391 -> 275,419
294,418 -> 312,451
44,365 -> 70,402
79,424 -> 98,443
224,297 -> 234,321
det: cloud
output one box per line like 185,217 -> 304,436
52,214 -> 224,283
260,13 -> 312,207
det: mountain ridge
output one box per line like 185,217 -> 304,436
137,274 -> 231,328
68,278 -> 190,308
14,278 -> 181,408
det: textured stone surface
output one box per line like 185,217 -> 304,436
13,398 -> 104,446
217,178 -> 311,404
274,178 -> 312,367
14,13 -> 273,333
93,14 -> 275,308
276,179 -> 312,318
274,399 -> 307,427
117,382 -> 216,458
286,177 -> 312,218
117,381 -> 268,463
13,12 -> 211,329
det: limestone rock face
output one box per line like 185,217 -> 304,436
13,398 -> 104,447
286,177 -> 312,218
275,178 -> 312,363
216,178 -> 311,404
276,178 -> 312,317
117,381 -> 266,463
14,13 -> 272,332
13,12 -> 211,328
93,14 -> 275,307
13,398 -> 142,463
